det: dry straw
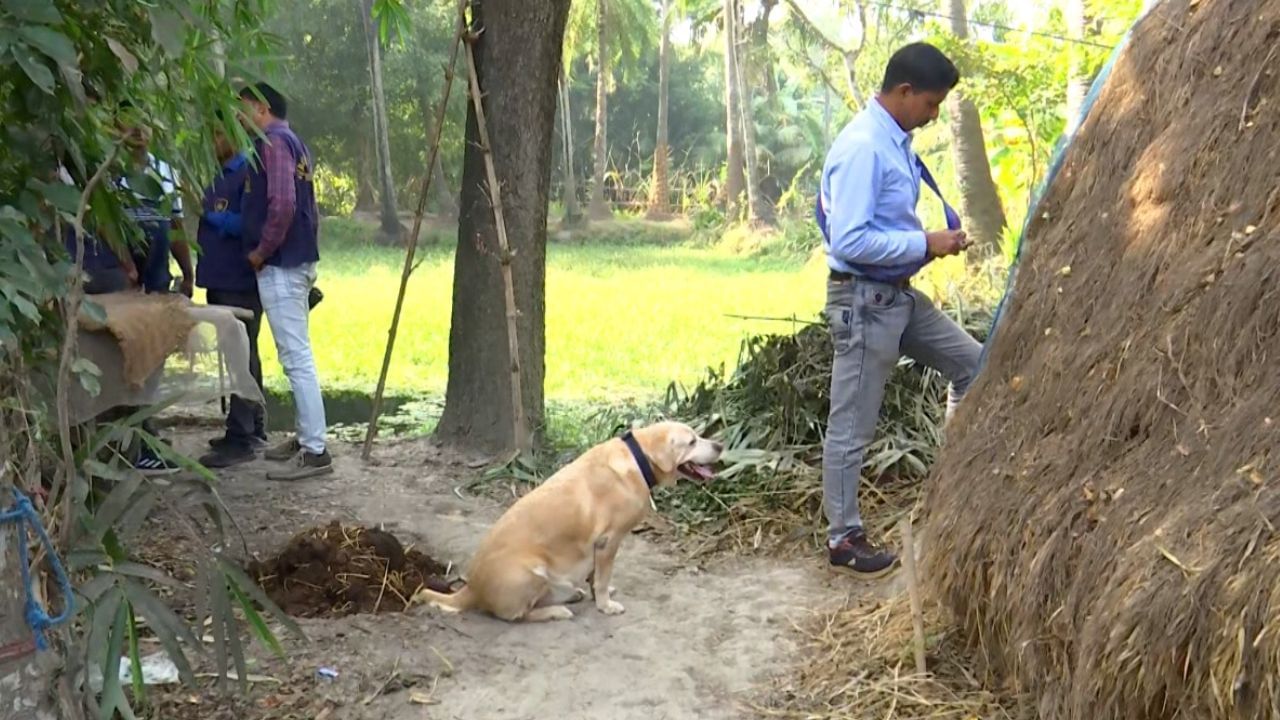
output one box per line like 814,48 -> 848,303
753,590 -> 1025,719
924,1 -> 1280,718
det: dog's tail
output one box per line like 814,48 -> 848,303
412,582 -> 475,614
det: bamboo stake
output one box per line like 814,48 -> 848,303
899,514 -> 927,676
362,1 -> 466,460
461,5 -> 530,454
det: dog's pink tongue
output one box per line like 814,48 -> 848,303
692,464 -> 714,480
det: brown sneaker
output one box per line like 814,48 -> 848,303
828,531 -> 899,579
264,436 -> 301,462
266,449 -> 334,482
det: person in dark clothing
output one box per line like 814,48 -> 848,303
198,126 -> 268,468
57,163 -> 137,293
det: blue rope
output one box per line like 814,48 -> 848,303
0,487 -> 75,651
977,1 -> 1163,372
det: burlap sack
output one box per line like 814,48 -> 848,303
79,292 -> 196,388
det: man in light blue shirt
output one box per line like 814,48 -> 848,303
817,43 -> 982,578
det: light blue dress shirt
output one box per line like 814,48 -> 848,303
819,99 -> 929,282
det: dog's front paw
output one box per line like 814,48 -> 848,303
598,599 -> 626,615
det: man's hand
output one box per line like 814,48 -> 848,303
179,275 -> 194,298
247,250 -> 265,272
925,229 -> 970,258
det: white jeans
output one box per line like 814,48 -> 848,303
258,263 -> 326,454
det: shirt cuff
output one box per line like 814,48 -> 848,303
902,231 -> 928,262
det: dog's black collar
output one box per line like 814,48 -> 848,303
620,430 -> 658,490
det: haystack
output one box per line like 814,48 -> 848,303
923,1 -> 1280,718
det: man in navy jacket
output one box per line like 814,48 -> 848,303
197,126 -> 267,468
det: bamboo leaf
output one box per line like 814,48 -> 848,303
126,604 -> 145,708
148,5 -> 187,57
227,578 -> 284,658
68,549 -> 111,572
87,585 -> 123,673
13,45 -> 56,93
111,561 -> 182,589
97,598 -> 134,720
218,559 -> 303,641
106,37 -> 139,75
78,574 -> 117,605
120,579 -> 199,685
85,471 -> 145,545
28,178 -> 81,214
114,487 -> 158,542
18,26 -> 76,67
208,566 -> 230,687
1,0 -> 61,23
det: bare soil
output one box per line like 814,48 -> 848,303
143,430 -> 868,720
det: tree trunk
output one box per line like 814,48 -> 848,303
722,0 -> 744,216
748,0 -> 778,107
431,150 -> 455,221
437,0 -> 569,452
355,127 -> 377,213
587,0 -> 611,221
1,523 -> 59,720
946,0 -> 1007,257
361,0 -> 402,242
418,87 -> 458,220
646,0 -> 672,219
1,431 -> 62,720
559,71 -> 584,227
730,0 -> 770,226
1065,0 -> 1088,134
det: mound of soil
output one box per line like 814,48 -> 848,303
247,521 -> 454,617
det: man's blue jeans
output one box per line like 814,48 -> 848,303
258,263 -> 327,455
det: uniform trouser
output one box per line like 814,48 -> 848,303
207,288 -> 266,447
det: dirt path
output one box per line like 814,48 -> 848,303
159,431 -> 867,720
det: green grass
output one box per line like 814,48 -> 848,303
229,217 -> 828,403
213,215 -> 989,440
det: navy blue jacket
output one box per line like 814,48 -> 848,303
195,154 -> 255,293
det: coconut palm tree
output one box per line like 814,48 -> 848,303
564,0 -> 656,222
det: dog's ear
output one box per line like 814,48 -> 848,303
646,425 -> 683,474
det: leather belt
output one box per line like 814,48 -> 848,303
828,270 -> 909,289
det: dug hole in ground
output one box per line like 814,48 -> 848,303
140,429 -> 893,720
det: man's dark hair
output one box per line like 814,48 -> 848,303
239,82 -> 288,119
880,42 -> 960,93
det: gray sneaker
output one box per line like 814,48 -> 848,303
264,436 -> 301,462
266,449 -> 334,482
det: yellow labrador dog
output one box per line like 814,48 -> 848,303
414,421 -> 723,622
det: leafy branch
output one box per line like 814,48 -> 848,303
53,144 -> 122,549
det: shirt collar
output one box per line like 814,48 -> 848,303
222,153 -> 247,173
869,98 -> 912,150
266,119 -> 290,133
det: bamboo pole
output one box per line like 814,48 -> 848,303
899,514 -> 928,676
461,4 -> 530,454
362,1 -> 466,460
